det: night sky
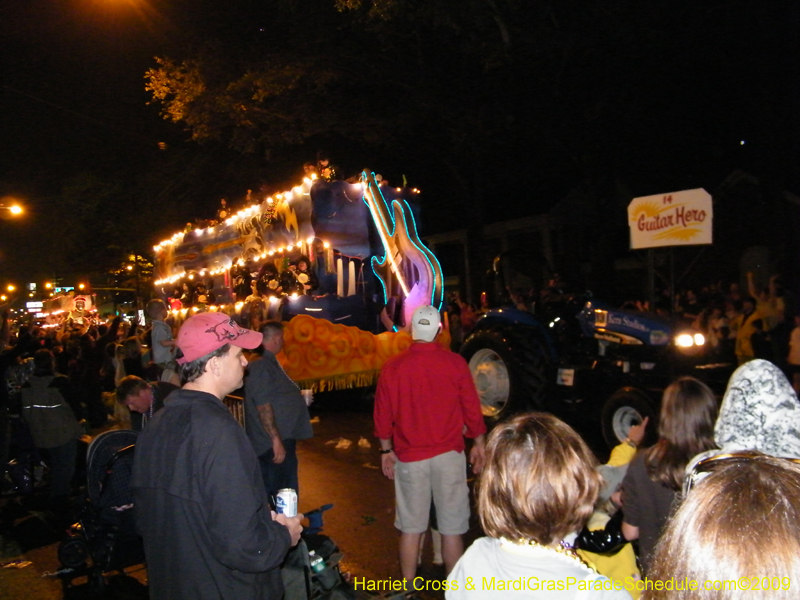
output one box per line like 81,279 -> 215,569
1,0 -> 798,290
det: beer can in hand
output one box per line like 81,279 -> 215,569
276,488 -> 298,517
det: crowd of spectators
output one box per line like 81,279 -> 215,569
440,355 -> 800,599
498,270 -> 798,384
0,308 -> 171,498
636,274 -> 796,371
2,261 -> 800,598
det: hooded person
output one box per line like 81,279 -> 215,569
714,359 -> 800,457
684,359 -> 800,494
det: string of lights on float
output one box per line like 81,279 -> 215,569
152,175 -> 331,287
151,173 -> 424,316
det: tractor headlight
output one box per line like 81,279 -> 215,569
675,331 -> 705,352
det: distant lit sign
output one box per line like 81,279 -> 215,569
628,189 -> 712,250
28,283 -> 37,291
55,287 -> 74,293
26,302 -> 44,310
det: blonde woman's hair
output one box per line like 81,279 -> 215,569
646,453 -> 800,600
478,412 -> 601,546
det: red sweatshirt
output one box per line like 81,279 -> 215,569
374,342 -> 486,462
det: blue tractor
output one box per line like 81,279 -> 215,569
460,291 -> 730,448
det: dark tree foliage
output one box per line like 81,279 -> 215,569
137,0 -> 799,299
145,0 -> 795,225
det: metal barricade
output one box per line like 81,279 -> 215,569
223,394 -> 245,427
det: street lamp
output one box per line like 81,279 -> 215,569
0,204 -> 23,216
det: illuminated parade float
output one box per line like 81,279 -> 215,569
152,170 -> 446,390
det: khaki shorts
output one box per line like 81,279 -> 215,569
393,451 -> 470,535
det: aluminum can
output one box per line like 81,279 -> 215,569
276,488 -> 298,517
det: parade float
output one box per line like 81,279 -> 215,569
153,169 -> 446,391
34,292 -> 97,326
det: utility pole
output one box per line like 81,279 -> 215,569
134,254 -> 142,317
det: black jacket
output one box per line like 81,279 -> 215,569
131,389 -> 291,599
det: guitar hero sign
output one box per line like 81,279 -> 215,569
628,188 -> 713,250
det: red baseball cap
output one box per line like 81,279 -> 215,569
176,313 -> 263,364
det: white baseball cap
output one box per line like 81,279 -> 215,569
411,305 -> 441,342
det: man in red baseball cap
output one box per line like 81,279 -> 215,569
132,313 -> 303,599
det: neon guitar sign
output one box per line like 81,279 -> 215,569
361,170 -> 445,324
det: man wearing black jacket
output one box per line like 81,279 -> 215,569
131,313 -> 303,600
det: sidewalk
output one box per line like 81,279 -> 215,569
0,418 -> 148,600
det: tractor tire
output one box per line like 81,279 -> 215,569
461,327 -> 551,423
601,387 -> 657,448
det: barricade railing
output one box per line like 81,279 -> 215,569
223,394 -> 245,427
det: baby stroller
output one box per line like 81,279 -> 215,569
57,429 -> 145,594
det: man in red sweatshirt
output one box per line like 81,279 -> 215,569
374,305 -> 486,583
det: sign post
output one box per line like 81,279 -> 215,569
628,189 -> 713,310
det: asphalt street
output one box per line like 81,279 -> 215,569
0,393 -> 467,600
0,389 -> 609,600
